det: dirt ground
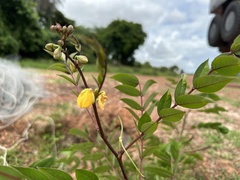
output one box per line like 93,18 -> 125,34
1,70 -> 240,178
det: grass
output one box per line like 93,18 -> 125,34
20,58 -> 177,76
20,58 -> 55,69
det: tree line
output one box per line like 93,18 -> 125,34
0,0 -> 147,66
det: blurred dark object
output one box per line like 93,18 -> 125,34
208,0 -> 240,52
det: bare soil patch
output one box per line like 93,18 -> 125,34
1,70 -> 240,178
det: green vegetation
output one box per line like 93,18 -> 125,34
20,59 -> 55,69
2,24 -> 240,179
1,8 -> 240,178
20,58 -> 179,76
0,0 -> 148,68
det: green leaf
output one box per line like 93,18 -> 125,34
14,167 -> 50,180
143,92 -> 158,110
147,101 -> 157,115
157,90 -> 172,115
140,122 -> 158,134
69,128 -> 89,140
82,152 -> 103,161
100,175 -> 118,180
111,73 -> 139,87
218,126 -> 229,134
138,112 -> 151,131
231,34 -> 240,55
97,73 -> 103,85
211,54 -> 240,76
115,85 -> 141,96
174,75 -> 187,99
49,63 -> 68,73
142,146 -> 158,158
199,104 -> 226,114
166,77 -> 178,85
93,165 -> 111,174
154,150 -> 171,165
142,79 -> 156,95
39,168 -> 73,180
75,169 -> 98,180
176,94 -> 212,109
92,75 -> 99,87
121,98 -> 142,110
30,157 -> 55,168
125,107 -> 139,121
198,122 -> 222,129
193,75 -> 235,93
193,60 -> 209,81
170,140 -> 181,160
69,52 -> 79,59
79,35 -> 106,87
197,122 -> 229,134
188,153 -> 203,161
0,166 -> 26,180
159,108 -> 185,122
144,167 -> 172,178
58,74 -> 76,85
198,93 -> 220,101
161,120 -> 174,129
76,72 -> 81,86
70,142 -> 95,152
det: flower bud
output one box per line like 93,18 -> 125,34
53,46 -> 62,60
77,88 -> 95,109
50,25 -> 56,31
58,40 -> 64,47
55,23 -> 62,29
67,25 -> 74,34
75,55 -> 88,64
68,61 -> 76,72
45,43 -> 58,52
62,26 -> 67,33
60,52 -> 66,61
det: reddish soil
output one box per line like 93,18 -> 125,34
1,70 -> 240,178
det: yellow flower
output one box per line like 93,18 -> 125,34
97,91 -> 108,110
77,88 -> 95,109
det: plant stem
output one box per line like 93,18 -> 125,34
70,57 -> 89,88
119,133 -> 144,156
139,83 -> 144,180
139,139 -> 144,180
122,85 -> 198,156
183,145 -> 211,153
92,103 -> 128,179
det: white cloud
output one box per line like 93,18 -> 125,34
57,0 -> 219,73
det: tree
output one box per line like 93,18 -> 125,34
35,0 -> 75,27
98,20 -> 147,66
0,0 -> 75,58
0,0 -> 43,57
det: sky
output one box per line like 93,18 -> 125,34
57,0 -> 220,73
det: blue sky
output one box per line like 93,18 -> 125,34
58,0 -> 220,73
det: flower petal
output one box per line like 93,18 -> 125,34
77,88 -> 95,108
97,91 -> 108,110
